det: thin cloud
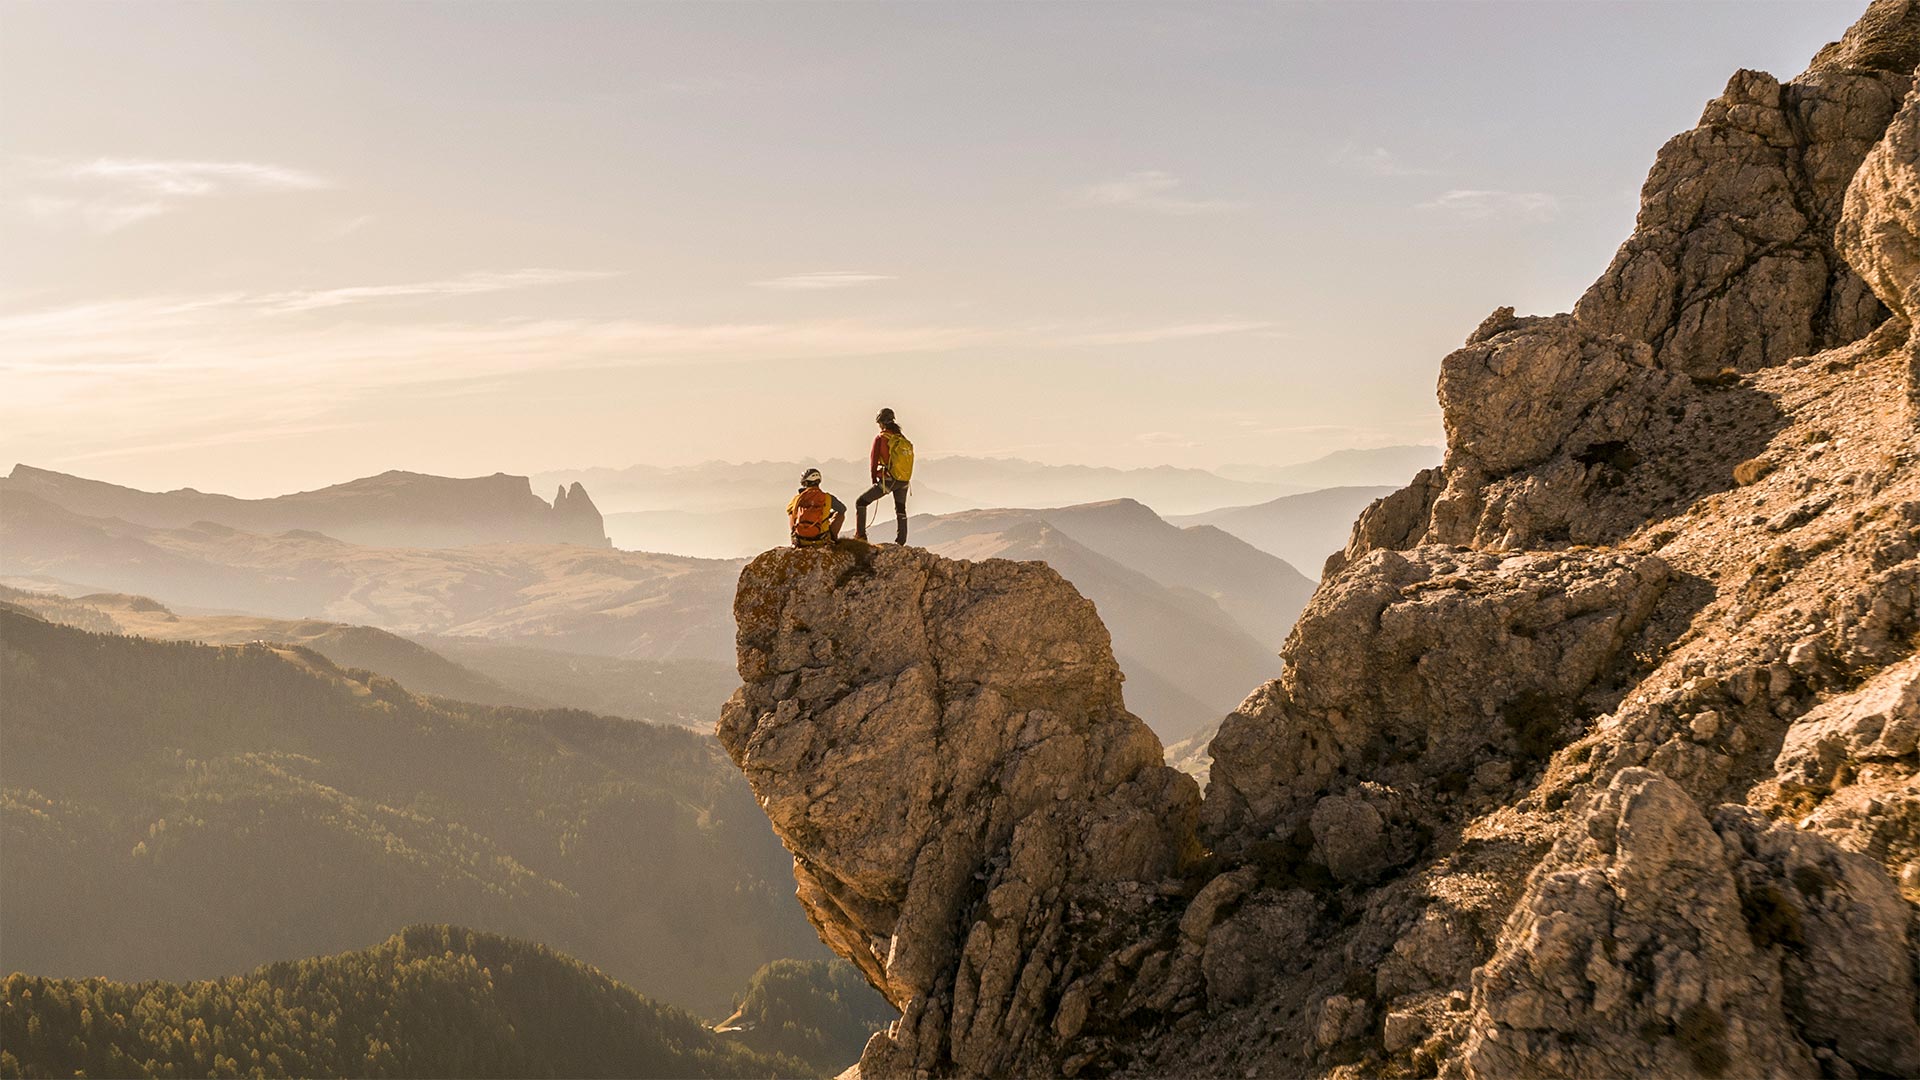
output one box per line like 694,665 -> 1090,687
1069,320 -> 1271,346
316,214 -> 375,242
21,195 -> 167,233
1331,142 -> 1437,177
753,271 -> 895,290
0,292 -> 1293,472
255,269 -> 618,313
1416,189 -> 1560,222
15,156 -> 331,233
0,289 -> 1282,412
1076,171 -> 1247,215
1135,430 -> 1200,448
54,420 -> 361,465
56,158 -> 329,195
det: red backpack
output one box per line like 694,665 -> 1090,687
791,487 -> 834,542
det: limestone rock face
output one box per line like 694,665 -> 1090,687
1574,1 -> 1920,374
1839,80 -> 1920,320
1415,315 -> 1707,550
1777,653 -> 1920,795
1437,315 -> 1661,477
718,545 -> 1199,1076
1465,770 -> 1918,1079
1773,656 -> 1920,905
1205,546 -> 1668,850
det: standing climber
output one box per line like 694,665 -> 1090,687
787,468 -> 846,547
855,407 -> 914,545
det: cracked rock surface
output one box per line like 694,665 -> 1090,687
718,545 -> 1199,1076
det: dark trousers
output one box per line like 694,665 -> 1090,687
855,482 -> 908,544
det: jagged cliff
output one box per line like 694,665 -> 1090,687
719,4 -> 1920,1077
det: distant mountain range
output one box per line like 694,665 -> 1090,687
1214,444 -> 1441,489
913,499 -> 1310,739
1169,485 -> 1399,579
0,586 -> 736,728
3,466 -> 1343,741
1,464 -> 610,548
0,607 -> 826,1016
0,489 -> 736,659
538,456 -> 1291,519
552,447 -> 1432,558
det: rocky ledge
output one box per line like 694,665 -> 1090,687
718,545 -> 1201,1076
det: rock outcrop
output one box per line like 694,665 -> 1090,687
721,4 -> 1920,1076
1205,546 -> 1669,854
718,545 -> 1200,1076
1465,769 -> 1919,1078
1573,0 -> 1920,375
1838,74 -> 1920,426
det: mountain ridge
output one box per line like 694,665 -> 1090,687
2,464 -> 610,549
1169,485 -> 1400,579
0,606 -> 825,1015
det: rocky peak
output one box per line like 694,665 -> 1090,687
1573,0 -> 1919,376
552,480 -> 601,518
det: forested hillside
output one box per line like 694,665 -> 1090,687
0,926 -> 806,1079
718,960 -> 897,1074
0,608 -> 824,1015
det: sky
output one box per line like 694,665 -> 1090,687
0,0 -> 1872,497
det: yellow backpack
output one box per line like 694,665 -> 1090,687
884,432 -> 915,483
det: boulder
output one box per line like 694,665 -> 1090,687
1717,805 -> 1920,1075
1436,315 -> 1660,476
1776,653 -> 1920,795
1205,546 -> 1668,850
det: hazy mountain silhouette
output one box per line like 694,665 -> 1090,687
0,607 -> 824,1015
0,490 -> 738,661
0,584 -> 545,707
2,472 -> 1311,742
915,513 -> 1286,740
2,465 -> 609,549
913,498 -> 1313,649
539,456 -> 1296,520
604,506 -> 791,560
419,636 -> 739,728
1214,444 -> 1441,489
0,586 -> 737,727
1169,485 -> 1399,578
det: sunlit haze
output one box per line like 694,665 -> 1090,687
1,1 -> 1865,496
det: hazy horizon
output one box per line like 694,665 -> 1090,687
2,1 -> 1867,498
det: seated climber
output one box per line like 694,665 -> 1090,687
854,407 -> 914,545
787,468 -> 846,547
